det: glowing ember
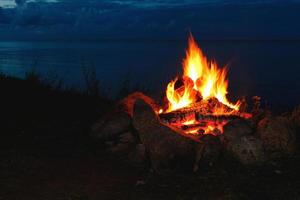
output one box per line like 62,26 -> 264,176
160,34 -> 249,136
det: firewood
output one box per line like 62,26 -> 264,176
181,122 -> 208,130
159,110 -> 195,124
159,112 -> 244,125
195,114 -> 242,122
158,98 -> 248,125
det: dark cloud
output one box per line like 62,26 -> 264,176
0,0 -> 300,40
15,0 -> 27,6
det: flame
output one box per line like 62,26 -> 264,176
161,34 -> 248,136
165,34 -> 240,113
166,77 -> 196,112
180,118 -> 227,136
183,36 -> 206,85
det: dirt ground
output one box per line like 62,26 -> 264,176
1,146 -> 300,200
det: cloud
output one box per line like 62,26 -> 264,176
0,0 -> 17,8
0,0 -> 300,40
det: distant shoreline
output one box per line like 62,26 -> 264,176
1,38 -> 300,43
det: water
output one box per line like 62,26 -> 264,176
0,40 -> 299,108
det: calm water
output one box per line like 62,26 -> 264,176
0,40 -> 300,108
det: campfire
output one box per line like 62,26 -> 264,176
158,34 -> 251,136
91,34 -> 297,173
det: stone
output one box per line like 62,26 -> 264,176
230,135 -> 264,165
128,143 -> 146,164
106,131 -> 136,154
119,92 -> 160,116
193,135 -> 222,171
257,116 -> 296,156
201,135 -> 222,160
290,105 -> 300,128
90,92 -> 161,161
222,119 -> 264,165
132,99 -> 201,173
222,119 -> 253,144
90,112 -> 132,140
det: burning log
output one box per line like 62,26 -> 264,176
159,110 -> 244,125
195,114 -> 243,122
159,110 -> 195,124
158,97 -> 246,125
180,123 -> 208,137
181,122 -> 208,131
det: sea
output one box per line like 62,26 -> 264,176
0,39 -> 299,110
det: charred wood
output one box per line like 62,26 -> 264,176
159,112 -> 244,125
181,122 -> 208,131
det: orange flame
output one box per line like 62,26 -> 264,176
166,76 -> 196,111
165,34 -> 240,113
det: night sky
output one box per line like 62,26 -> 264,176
1,0 -> 300,40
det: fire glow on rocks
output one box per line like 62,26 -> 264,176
159,34 -> 251,136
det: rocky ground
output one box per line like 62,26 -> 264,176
0,75 -> 299,200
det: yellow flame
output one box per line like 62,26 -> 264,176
183,35 -> 206,85
165,34 -> 240,113
166,77 -> 195,112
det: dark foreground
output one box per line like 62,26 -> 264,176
0,75 -> 299,200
